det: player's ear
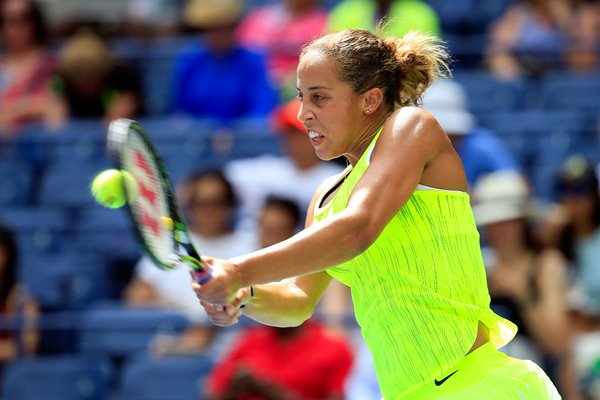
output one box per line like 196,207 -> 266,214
362,88 -> 384,115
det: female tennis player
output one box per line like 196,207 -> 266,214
193,29 -> 560,399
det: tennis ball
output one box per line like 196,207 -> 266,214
91,169 -> 138,209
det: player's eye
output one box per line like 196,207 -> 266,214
312,94 -> 325,103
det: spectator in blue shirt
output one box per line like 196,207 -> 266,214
422,79 -> 520,188
170,0 -> 279,121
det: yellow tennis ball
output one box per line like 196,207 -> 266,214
91,169 -> 138,209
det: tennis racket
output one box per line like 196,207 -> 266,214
106,118 -> 211,283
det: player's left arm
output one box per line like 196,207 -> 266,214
195,108 -> 451,305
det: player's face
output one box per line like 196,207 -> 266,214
296,50 -> 366,163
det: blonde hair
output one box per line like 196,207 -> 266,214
301,29 -> 451,108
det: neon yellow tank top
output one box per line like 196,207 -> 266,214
314,129 -> 516,399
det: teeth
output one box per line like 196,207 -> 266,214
308,131 -> 321,139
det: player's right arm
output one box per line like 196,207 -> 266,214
200,177 -> 337,328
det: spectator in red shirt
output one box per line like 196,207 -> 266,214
205,197 -> 354,400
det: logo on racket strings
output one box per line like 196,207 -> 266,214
133,149 -> 162,237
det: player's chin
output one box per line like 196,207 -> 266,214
315,148 -> 339,162
209,317 -> 238,327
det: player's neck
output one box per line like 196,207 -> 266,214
345,117 -> 386,166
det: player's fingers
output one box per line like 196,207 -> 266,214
200,301 -> 232,322
200,300 -> 223,312
204,305 -> 240,327
199,300 -> 213,309
226,295 -> 245,315
218,309 -> 242,325
191,273 -> 202,291
225,304 -> 236,316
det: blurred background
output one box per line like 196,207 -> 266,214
0,0 -> 599,399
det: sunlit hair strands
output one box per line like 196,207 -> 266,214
300,28 -> 451,109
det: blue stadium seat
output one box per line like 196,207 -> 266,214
66,252 -> 116,309
70,207 -> 139,258
0,207 -> 74,307
140,55 -> 174,116
424,0 -> 475,34
20,253 -> 73,308
572,128 -> 600,167
453,72 -> 529,116
138,116 -> 218,176
136,116 -> 218,143
444,34 -> 487,69
38,163 -> 105,208
79,304 -> 190,358
68,208 -> 141,306
4,123 -> 52,169
191,119 -> 281,167
109,37 -> 145,61
50,120 -> 108,165
540,71 -> 600,113
135,117 -> 276,183
0,207 -> 70,256
1,356 -> 111,400
0,159 -> 34,206
111,36 -> 196,116
464,0 -> 511,34
136,36 -> 196,116
480,110 -> 587,199
118,355 -> 213,400
150,35 -> 200,59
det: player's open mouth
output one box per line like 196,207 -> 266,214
308,130 -> 324,144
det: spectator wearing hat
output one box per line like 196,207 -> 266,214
225,98 -> 343,232
47,29 -> 142,124
421,80 -> 520,189
472,171 -> 582,399
170,0 -> 278,121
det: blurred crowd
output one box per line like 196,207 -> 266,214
1,0 -> 600,399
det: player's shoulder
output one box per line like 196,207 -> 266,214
395,106 -> 441,127
381,106 -> 446,144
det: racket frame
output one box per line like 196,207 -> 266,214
107,118 -> 210,282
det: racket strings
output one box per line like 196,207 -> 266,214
121,131 -> 175,268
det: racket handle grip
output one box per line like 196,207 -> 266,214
193,267 -> 211,284
181,256 -> 211,283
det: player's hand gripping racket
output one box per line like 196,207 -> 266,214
106,118 -> 211,283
